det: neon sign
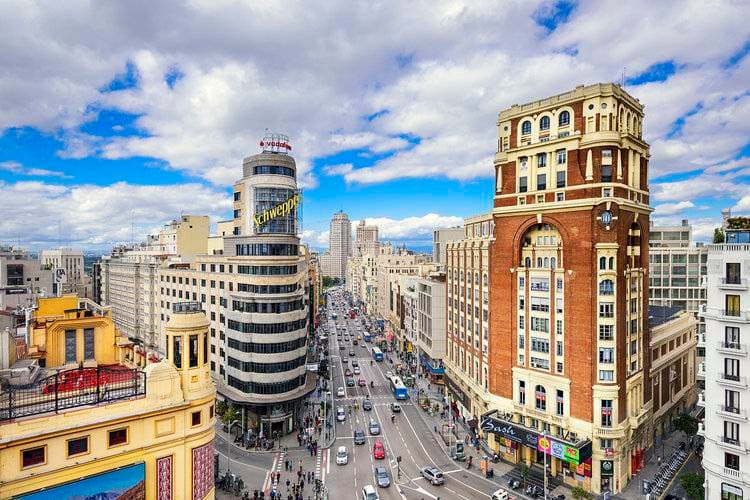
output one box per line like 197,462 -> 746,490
253,192 -> 301,227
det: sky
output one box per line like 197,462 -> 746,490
0,0 -> 749,253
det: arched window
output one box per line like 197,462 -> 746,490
537,257 -> 543,268
608,257 -> 615,270
521,120 -> 532,135
483,273 -> 488,286
543,257 -> 549,268
474,272 -> 479,285
599,280 -> 614,295
550,257 -> 556,269
535,385 -> 547,411
540,116 -> 550,131
559,111 -> 570,126
525,257 -> 531,268
599,256 -> 607,270
467,271 -> 472,283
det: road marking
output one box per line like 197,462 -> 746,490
445,486 -> 471,500
413,485 -> 438,499
443,469 -> 463,474
326,447 -> 330,475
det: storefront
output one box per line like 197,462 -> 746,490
419,351 -> 445,384
481,411 -> 593,489
445,373 -> 472,420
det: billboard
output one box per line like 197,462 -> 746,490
16,462 -> 145,499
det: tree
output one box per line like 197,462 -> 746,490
322,276 -> 336,289
680,472 -> 705,500
713,227 -> 725,243
672,413 -> 698,440
571,486 -> 592,499
216,400 -> 228,418
520,463 -> 530,488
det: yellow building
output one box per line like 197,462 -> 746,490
0,296 -> 216,500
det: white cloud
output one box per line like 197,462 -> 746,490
650,171 -> 750,203
734,195 -> 750,214
653,201 -> 695,216
365,213 -> 463,240
0,180 -> 230,250
301,229 -> 330,248
0,161 -> 71,179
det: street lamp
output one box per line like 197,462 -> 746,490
542,430 -> 548,500
227,419 -> 239,473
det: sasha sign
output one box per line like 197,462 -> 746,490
254,192 -> 302,227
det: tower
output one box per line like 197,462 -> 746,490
164,301 -> 213,399
486,83 -> 652,495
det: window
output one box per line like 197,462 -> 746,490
531,317 -> 549,333
234,191 -> 241,201
726,390 -> 741,413
540,116 -> 550,131
203,334 -> 208,364
556,390 -> 564,415
556,149 -> 566,164
531,297 -> 549,312
518,381 -> 526,404
192,411 -> 202,426
531,338 -> 549,353
22,446 -> 46,468
599,280 -> 614,295
537,174 -> 547,190
535,385 -> 546,410
727,295 -> 741,316
599,370 -> 614,382
555,192 -> 565,202
556,319 -> 563,335
108,428 -> 128,447
67,436 -> 89,457
537,153 -> 547,168
559,111 -> 570,127
556,171 -> 565,188
724,421 -> 740,445
599,325 -> 614,340
65,329 -> 76,364
726,452 -> 741,471
519,176 -> 528,193
518,335 -> 525,349
601,400 -> 613,426
556,361 -> 563,373
726,327 -> 741,349
727,263 -> 742,285
599,348 -> 614,363
602,165 -> 613,182
521,120 -> 531,135
519,315 -> 525,329
556,341 -> 563,356
601,438 -> 613,450
83,328 -> 95,360
210,405 -> 215,418
599,302 -> 614,318
173,336 -> 182,368
722,482 -> 744,500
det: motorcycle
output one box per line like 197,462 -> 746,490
507,478 -> 521,490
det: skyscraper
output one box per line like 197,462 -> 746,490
329,211 -> 351,280
355,219 -> 379,256
478,83 -> 652,495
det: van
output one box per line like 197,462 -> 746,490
336,446 -> 348,465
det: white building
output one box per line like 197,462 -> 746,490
416,272 -> 447,383
328,211 -> 351,280
40,248 -> 84,295
0,246 -> 53,308
432,226 -> 464,266
701,220 -> 750,499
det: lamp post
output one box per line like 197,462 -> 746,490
542,430 -> 548,500
227,419 -> 239,473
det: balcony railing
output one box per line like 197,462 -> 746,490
719,342 -> 748,355
0,366 -> 146,422
720,277 -> 748,290
719,405 -> 747,419
724,467 -> 742,479
697,392 -> 705,407
697,334 -> 706,347
698,363 -> 706,377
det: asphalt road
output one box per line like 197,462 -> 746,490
323,291 -> 504,500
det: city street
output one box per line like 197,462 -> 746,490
323,289 -> 506,500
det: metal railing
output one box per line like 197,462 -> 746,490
0,366 -> 146,422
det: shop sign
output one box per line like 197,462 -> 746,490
445,375 -> 471,410
480,416 -> 538,449
537,435 -> 581,464
601,460 -> 614,476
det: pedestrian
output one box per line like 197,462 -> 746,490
286,478 -> 290,490
277,471 -> 281,482
299,459 -> 303,471
297,469 -> 302,480
270,490 -> 276,500
301,479 -> 305,491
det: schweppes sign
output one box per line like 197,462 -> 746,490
253,192 -> 302,227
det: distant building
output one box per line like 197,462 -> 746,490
144,215 -> 210,257
41,248 -> 84,295
328,211 -> 351,280
415,272 -> 447,384
432,227 -> 464,265
355,220 -> 379,256
0,296 -> 216,499
0,246 -> 53,308
701,216 -> 750,500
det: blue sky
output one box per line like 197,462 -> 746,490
1,0 -> 749,251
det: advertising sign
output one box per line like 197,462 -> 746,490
480,416 -> 539,449
17,462 -> 145,499
537,435 -> 581,464
253,192 -> 301,228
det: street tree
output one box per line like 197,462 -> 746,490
680,472 -> 705,500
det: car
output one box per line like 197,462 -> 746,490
336,445 -> 348,465
346,377 -> 356,387
342,358 -> 349,365
374,466 -> 391,488
345,368 -> 353,377
353,339 -> 358,345
358,378 -> 367,387
352,359 -> 359,367
491,489 -> 511,500
337,387 -> 345,397
369,419 -> 381,435
353,366 -> 361,375
420,466 -> 445,485
390,403 -> 401,413
385,371 -> 393,378
354,429 -> 366,445
349,350 -> 356,357
336,407 -> 346,422
373,440 -> 385,459
362,485 -> 379,500
339,344 -> 345,351
362,399 -> 372,411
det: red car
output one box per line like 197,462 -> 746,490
344,368 -> 353,377
373,440 -> 385,459
357,378 -> 366,387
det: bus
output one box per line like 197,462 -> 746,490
371,346 -> 384,362
389,376 -> 408,400
363,332 -> 371,343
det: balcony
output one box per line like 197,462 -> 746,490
718,341 -> 748,356
720,277 -> 749,291
718,405 -> 748,421
697,333 -> 706,348
595,426 -> 627,439
724,467 -> 742,480
718,373 -> 748,389
697,391 -> 705,407
702,306 -> 750,323
718,435 -> 748,454
698,362 -> 706,379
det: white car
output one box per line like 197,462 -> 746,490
337,407 -> 346,422
336,445 -> 348,465
491,488 -> 511,500
353,366 -> 361,375
337,387 -> 345,397
362,485 -> 379,500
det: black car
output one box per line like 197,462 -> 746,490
354,429 -> 366,445
349,350 -> 356,357
346,377 -> 356,387
362,399 -> 373,411
374,466 -> 391,488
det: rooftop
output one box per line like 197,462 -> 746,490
648,305 -> 683,327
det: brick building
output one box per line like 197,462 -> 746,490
480,83 -> 652,495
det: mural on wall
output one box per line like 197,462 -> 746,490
16,462 -> 145,499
